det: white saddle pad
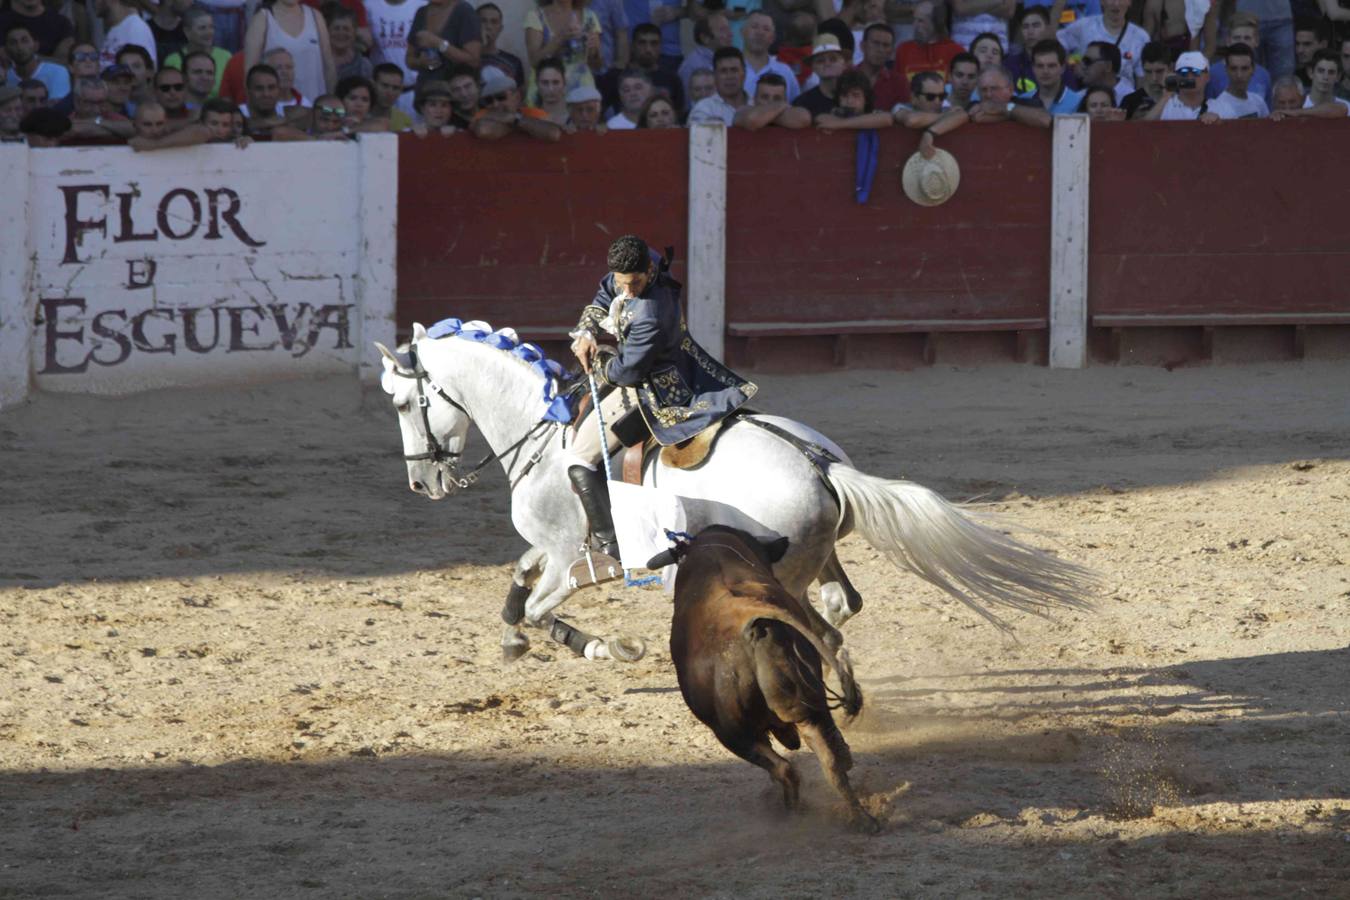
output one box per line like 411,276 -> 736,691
608,481 -> 687,572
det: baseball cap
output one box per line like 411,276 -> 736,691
1174,51 -> 1209,72
566,85 -> 602,104
809,35 -> 844,59
479,66 -> 515,99
101,63 -> 135,80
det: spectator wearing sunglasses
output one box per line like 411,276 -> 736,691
50,43 -> 100,114
1078,41 -> 1131,104
1056,0 -> 1148,88
153,65 -> 196,130
1141,51 -> 1226,121
470,65 -> 562,141
892,71 -> 947,128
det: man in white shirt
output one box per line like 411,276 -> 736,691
97,0 -> 157,69
605,69 -> 651,129
1143,51 -> 1227,122
740,11 -> 799,103
1210,44 -> 1269,118
1057,0 -> 1148,87
688,46 -> 748,126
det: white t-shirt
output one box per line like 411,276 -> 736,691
366,0 -> 427,82
101,14 -> 157,69
1056,16 -> 1150,87
606,112 -> 638,129
1213,90 -> 1269,118
1159,94 -> 1230,120
1303,95 -> 1350,111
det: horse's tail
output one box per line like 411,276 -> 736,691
825,464 -> 1099,631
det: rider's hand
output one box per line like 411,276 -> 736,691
572,332 -> 598,372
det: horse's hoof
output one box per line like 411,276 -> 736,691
501,627 -> 530,664
606,636 -> 647,662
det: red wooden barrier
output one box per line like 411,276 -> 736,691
725,126 -> 1052,326
1088,119 -> 1350,325
397,131 -> 688,338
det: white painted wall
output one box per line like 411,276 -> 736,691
1049,115 -> 1089,370
686,124 -> 727,360
0,135 -> 397,409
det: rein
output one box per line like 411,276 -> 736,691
392,347 -> 555,491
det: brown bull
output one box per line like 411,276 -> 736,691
663,526 -> 879,832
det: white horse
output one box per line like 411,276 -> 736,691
377,319 -> 1096,663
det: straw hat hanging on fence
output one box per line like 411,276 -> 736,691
902,148 -> 961,207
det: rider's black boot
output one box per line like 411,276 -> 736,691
567,465 -> 620,560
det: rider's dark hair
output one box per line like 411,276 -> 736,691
607,235 -> 650,274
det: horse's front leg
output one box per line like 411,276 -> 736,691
818,549 -> 864,631
523,559 -> 648,662
501,546 -> 546,663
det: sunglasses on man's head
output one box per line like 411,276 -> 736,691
73,51 -> 99,61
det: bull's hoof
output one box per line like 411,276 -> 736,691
606,636 -> 647,662
850,811 -> 881,835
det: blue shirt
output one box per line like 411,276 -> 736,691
1018,83 -> 1086,114
5,59 -> 71,101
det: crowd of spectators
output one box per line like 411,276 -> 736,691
3,0 -> 1348,148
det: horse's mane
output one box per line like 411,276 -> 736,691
415,318 -> 573,423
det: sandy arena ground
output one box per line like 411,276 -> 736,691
1,363 -> 1347,898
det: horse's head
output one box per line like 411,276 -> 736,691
376,323 -> 473,500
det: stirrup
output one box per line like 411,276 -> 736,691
567,545 -> 623,590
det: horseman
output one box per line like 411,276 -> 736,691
567,234 -> 758,563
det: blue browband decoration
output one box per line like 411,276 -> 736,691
426,318 -> 573,424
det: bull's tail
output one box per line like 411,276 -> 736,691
827,464 -> 1098,631
744,609 -> 862,719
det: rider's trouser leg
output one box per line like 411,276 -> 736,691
568,387 -> 637,560
569,386 -> 638,464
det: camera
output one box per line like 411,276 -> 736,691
1165,75 -> 1196,91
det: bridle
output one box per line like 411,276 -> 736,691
389,346 -> 554,491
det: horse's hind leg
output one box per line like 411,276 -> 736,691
798,720 -> 879,833
818,550 -> 864,630
501,547 -> 546,663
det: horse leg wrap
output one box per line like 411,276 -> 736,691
549,617 -> 593,656
501,581 -> 530,625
